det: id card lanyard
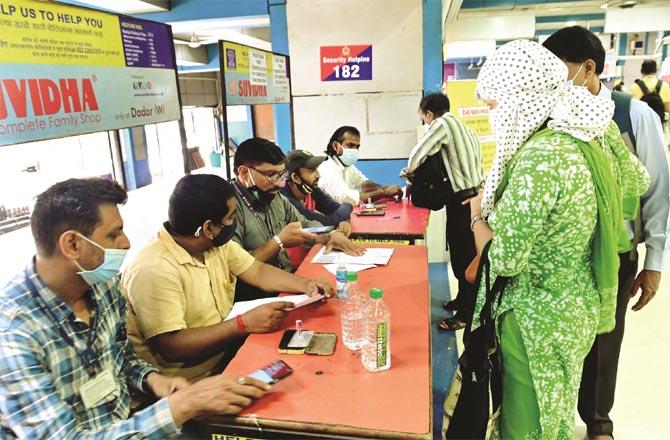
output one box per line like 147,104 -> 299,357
24,270 -> 100,377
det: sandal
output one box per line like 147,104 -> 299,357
438,316 -> 466,331
442,299 -> 459,311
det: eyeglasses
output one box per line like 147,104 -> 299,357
249,166 -> 288,183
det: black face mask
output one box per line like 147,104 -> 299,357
292,172 -> 316,195
212,219 -> 237,247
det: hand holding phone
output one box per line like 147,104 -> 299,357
247,360 -> 293,384
166,373 -> 270,423
303,225 -> 334,234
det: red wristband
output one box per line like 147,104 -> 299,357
236,315 -> 246,334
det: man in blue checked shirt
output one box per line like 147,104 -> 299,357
0,178 -> 271,439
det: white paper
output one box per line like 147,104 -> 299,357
224,294 -> 324,321
249,49 -> 268,86
311,248 -> 394,266
323,263 -> 377,276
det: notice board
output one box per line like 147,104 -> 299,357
220,41 -> 290,105
447,80 -> 494,172
0,0 -> 181,146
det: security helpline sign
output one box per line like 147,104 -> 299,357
0,0 -> 180,146
320,45 -> 372,81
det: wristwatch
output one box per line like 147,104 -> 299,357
470,214 -> 486,231
273,235 -> 284,250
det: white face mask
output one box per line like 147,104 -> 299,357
339,148 -> 359,167
566,63 -> 586,88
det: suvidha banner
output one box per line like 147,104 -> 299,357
0,0 -> 181,146
221,41 -> 290,105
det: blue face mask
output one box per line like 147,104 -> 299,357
339,148 -> 359,167
74,233 -> 128,286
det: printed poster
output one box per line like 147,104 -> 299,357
0,0 -> 181,146
446,80 -> 495,172
221,41 -> 290,105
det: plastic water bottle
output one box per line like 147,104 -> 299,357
335,258 -> 347,299
362,288 -> 391,372
340,272 -> 364,350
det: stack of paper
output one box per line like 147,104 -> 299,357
224,294 -> 324,320
310,247 -> 394,266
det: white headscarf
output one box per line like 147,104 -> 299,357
476,39 -> 615,216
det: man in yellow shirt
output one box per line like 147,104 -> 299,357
121,175 -> 333,382
630,59 -> 670,115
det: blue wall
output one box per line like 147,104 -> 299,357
423,0 -> 443,94
356,159 -> 406,187
269,1 -> 293,153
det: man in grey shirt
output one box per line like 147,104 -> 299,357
232,138 -> 364,301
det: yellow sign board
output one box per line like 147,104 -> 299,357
446,80 -> 495,172
0,0 -> 124,67
222,41 -> 290,105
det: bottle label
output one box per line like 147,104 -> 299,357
375,322 -> 388,367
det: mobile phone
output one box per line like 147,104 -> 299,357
278,329 -> 315,354
247,360 -> 293,384
305,332 -> 337,356
303,225 -> 334,234
356,210 -> 385,216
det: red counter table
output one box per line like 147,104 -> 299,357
195,244 -> 432,439
349,199 -> 430,244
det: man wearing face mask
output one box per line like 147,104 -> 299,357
232,138 -> 364,302
544,27 -> 669,440
122,175 -> 333,383
0,178 -> 277,439
281,150 -> 353,229
318,126 -> 403,204
402,93 -> 484,332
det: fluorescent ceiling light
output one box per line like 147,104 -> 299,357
566,20 -> 577,26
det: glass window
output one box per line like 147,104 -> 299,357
0,132 -> 115,227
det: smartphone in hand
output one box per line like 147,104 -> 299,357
247,360 -> 294,384
303,225 -> 334,234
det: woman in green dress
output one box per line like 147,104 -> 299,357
468,40 -> 649,439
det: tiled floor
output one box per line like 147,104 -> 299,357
447,245 -> 670,440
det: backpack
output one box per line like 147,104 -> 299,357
635,79 -> 666,122
407,150 -> 449,211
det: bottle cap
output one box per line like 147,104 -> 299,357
370,287 -> 383,298
345,272 -> 358,281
